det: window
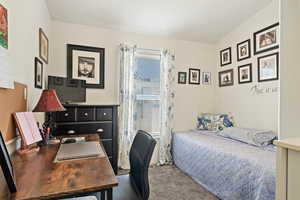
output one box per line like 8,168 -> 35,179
133,51 -> 161,136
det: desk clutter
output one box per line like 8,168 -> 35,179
2,134 -> 117,200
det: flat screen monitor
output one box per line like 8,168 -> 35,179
48,76 -> 86,104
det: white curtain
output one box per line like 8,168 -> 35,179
118,44 -> 137,169
118,45 -> 175,168
158,49 -> 175,165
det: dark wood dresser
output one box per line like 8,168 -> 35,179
49,104 -> 118,174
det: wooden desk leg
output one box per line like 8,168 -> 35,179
107,188 -> 113,200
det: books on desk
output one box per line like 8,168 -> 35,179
55,142 -> 105,162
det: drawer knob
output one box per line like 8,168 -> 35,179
67,130 -> 75,134
97,129 -> 104,133
84,113 -> 88,116
64,113 -> 69,117
103,113 -> 107,116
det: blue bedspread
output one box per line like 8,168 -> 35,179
172,130 -> 276,200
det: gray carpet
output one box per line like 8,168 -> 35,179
149,165 -> 218,200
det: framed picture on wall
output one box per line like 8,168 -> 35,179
39,28 -> 49,64
238,64 -> 252,84
34,57 -> 43,89
220,47 -> 232,67
189,68 -> 201,85
178,72 -> 187,84
254,23 -> 279,55
237,39 -> 251,61
258,52 -> 279,82
0,4 -> 8,49
67,44 -> 105,89
219,69 -> 234,87
202,72 -> 211,85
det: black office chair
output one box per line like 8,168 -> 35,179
114,130 -> 157,200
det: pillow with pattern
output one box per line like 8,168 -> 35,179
197,113 -> 234,131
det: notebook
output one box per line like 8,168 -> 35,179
14,112 -> 42,145
55,142 -> 104,161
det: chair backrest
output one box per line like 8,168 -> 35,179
129,130 -> 156,200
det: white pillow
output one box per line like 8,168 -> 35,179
218,127 -> 276,147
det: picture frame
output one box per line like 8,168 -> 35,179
0,131 -> 17,193
220,47 -> 232,67
0,3 -> 8,49
258,52 -> 279,82
39,28 -> 49,64
189,68 -> 201,85
219,69 -> 234,87
238,64 -> 252,84
254,23 -> 279,55
178,72 -> 187,84
67,44 -> 105,89
237,39 -> 251,61
34,57 -> 43,89
202,72 -> 211,85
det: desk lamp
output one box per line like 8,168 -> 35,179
33,89 -> 65,143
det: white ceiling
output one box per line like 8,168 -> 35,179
46,0 -> 273,43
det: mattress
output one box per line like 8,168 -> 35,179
172,130 -> 276,200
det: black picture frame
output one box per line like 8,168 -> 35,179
254,23 -> 279,55
220,47 -> 232,67
39,28 -> 49,64
0,131 -> 17,193
237,39 -> 251,61
202,72 -> 211,85
258,52 -> 279,82
34,57 -> 43,89
238,64 -> 252,84
178,72 -> 187,84
219,69 -> 234,87
189,68 -> 201,85
67,44 -> 105,89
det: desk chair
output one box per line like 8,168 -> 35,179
114,130 -> 157,200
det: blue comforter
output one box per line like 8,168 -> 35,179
172,130 -> 276,200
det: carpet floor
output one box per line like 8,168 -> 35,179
148,165 -> 218,200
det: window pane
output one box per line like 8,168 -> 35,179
134,55 -> 161,134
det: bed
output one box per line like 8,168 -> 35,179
172,130 -> 276,200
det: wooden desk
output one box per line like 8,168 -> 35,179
11,134 -> 118,200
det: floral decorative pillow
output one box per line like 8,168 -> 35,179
197,113 -> 234,131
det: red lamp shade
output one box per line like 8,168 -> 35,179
33,89 -> 66,112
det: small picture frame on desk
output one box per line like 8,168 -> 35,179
0,131 -> 17,193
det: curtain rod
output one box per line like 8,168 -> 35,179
119,44 -> 160,52
136,47 -> 161,52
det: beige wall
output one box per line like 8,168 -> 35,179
215,0 -> 280,133
2,0 -> 280,135
279,0 -> 300,139
49,21 -> 216,131
0,0 -> 51,124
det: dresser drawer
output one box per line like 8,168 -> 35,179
77,108 -> 94,121
54,123 -> 112,138
96,108 -> 113,121
55,108 -> 76,122
102,140 -> 113,157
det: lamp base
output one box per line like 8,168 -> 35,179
17,146 -> 40,155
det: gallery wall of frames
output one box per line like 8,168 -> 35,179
218,22 -> 279,87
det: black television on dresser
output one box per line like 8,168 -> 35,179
48,76 -> 86,104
